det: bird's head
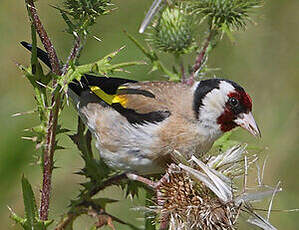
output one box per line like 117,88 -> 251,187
193,79 -> 260,138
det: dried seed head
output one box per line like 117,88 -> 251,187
149,145 -> 279,230
157,165 -> 239,230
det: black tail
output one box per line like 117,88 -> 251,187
21,41 -> 52,68
20,41 -> 137,96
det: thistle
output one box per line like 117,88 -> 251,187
63,0 -> 112,21
52,0 -> 113,34
147,6 -> 197,55
157,165 -> 239,230
189,0 -> 263,30
153,146 -> 280,230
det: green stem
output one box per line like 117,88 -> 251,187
124,30 -> 179,81
156,61 -> 180,81
192,29 -> 214,74
174,53 -> 185,81
187,29 -> 215,85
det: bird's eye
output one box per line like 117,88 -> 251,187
229,97 -> 239,107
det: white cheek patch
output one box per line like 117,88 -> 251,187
199,81 -> 235,123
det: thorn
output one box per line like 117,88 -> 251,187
73,31 -> 78,38
21,136 -> 38,142
36,81 -> 55,91
11,110 -> 36,117
116,45 -> 126,53
36,81 -> 47,88
93,35 -> 102,42
26,3 -> 37,11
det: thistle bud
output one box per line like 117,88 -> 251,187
148,6 -> 197,55
63,0 -> 112,24
189,0 -> 263,31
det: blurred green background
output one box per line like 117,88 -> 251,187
0,0 -> 298,229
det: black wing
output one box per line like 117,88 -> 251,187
20,41 -> 170,125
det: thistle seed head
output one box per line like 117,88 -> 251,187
152,145 -> 279,230
157,165 -> 239,230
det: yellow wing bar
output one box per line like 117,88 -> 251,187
89,86 -> 128,107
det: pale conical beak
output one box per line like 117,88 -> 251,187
234,112 -> 261,138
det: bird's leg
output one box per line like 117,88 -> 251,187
125,173 -> 157,188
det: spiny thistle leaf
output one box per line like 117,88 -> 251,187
148,6 -> 197,54
91,198 -> 118,209
189,0 -> 263,31
119,180 -> 145,198
59,46 -> 146,93
8,206 -> 26,227
22,175 -> 39,225
9,176 -> 53,230
69,118 -> 111,182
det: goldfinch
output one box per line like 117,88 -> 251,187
21,42 -> 260,175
